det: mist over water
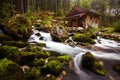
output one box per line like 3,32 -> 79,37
29,28 -> 120,80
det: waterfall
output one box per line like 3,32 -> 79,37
28,28 -> 120,80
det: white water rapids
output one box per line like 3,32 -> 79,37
28,28 -> 120,80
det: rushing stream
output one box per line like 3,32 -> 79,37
28,28 -> 120,80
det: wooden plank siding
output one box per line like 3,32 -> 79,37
64,6 -> 101,29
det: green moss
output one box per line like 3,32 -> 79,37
4,14 -> 33,41
20,52 -> 36,65
0,46 -> 21,63
73,33 -> 95,44
20,46 -> 50,65
41,60 -> 62,75
57,55 -> 70,62
0,58 -> 24,80
24,67 -> 40,80
26,44 -> 51,59
33,58 -> 45,67
0,34 -> 13,43
113,20 -> 120,32
37,50 -> 51,59
37,43 -> 46,47
113,64 -> 120,75
2,41 -> 28,48
82,52 -> 106,76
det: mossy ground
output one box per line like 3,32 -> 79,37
0,43 -> 71,80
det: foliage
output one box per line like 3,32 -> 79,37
34,11 -> 54,32
4,14 -> 33,41
82,52 -> 106,76
24,67 -> 40,80
88,27 -> 100,34
41,60 -> 62,75
0,58 -> 24,80
0,0 -> 15,18
113,20 -> 120,32
79,0 -> 91,10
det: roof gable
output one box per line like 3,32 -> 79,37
66,5 -> 87,17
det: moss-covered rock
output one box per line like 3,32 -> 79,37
36,50 -> 51,59
41,60 -> 62,75
4,14 -> 33,41
26,44 -> 51,59
0,34 -> 13,43
113,64 -> 120,75
73,33 -> 95,44
2,41 -> 28,48
57,55 -> 71,62
20,45 -> 50,65
37,43 -> 46,47
0,58 -> 24,80
51,26 -> 68,42
20,52 -> 36,65
24,67 -> 40,80
33,58 -> 45,67
0,46 -> 21,63
81,52 -> 106,76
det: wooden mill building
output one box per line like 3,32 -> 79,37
64,6 -> 101,29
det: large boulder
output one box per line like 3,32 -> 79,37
0,58 -> 24,80
24,67 -> 40,80
4,14 -> 33,41
51,26 -> 68,42
81,52 -> 106,76
73,33 -> 95,44
0,46 -> 21,63
41,60 -> 62,75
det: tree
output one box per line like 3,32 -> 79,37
79,0 -> 91,10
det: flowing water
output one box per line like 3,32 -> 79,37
28,28 -> 120,80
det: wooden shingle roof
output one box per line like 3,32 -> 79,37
66,6 -> 87,17
64,6 -> 100,20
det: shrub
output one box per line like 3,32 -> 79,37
113,20 -> 120,32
